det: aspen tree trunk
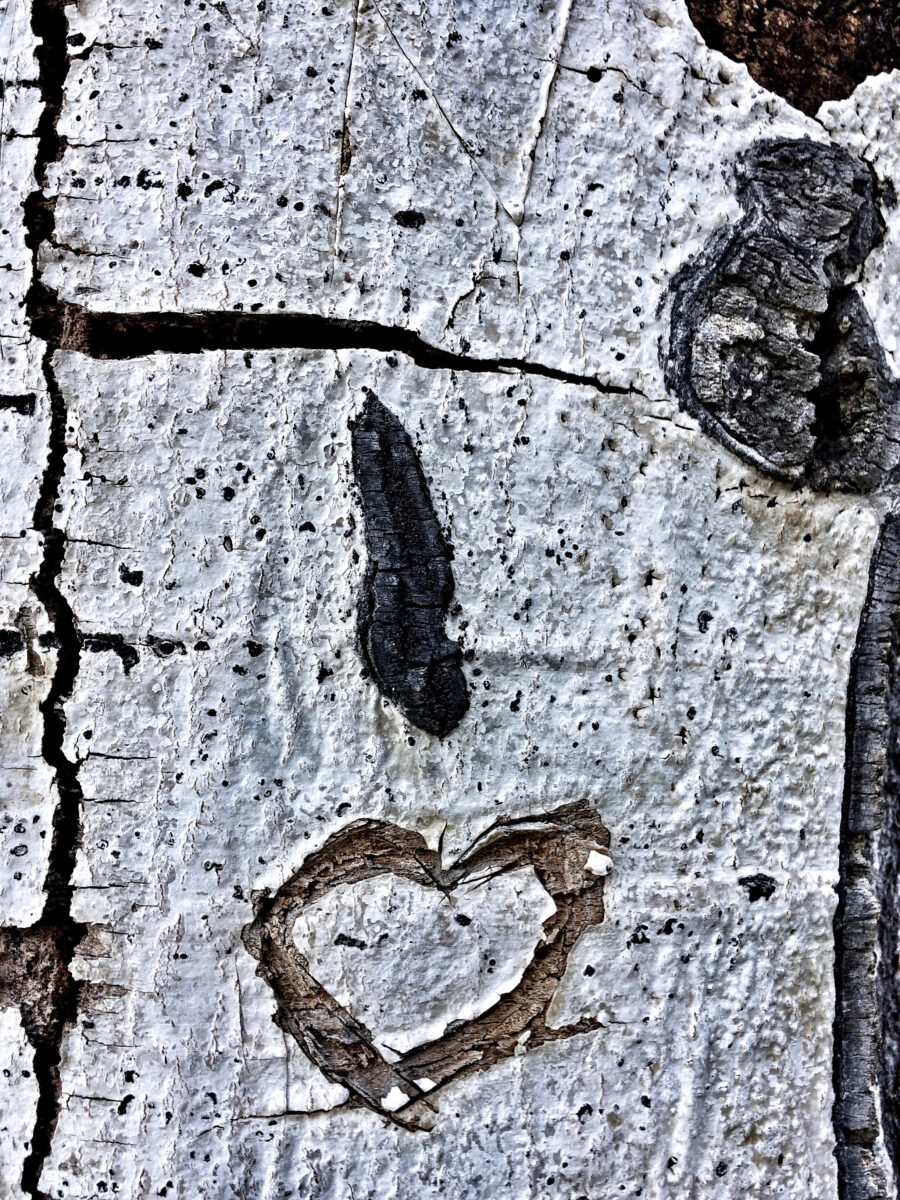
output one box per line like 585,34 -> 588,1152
0,0 -> 898,1197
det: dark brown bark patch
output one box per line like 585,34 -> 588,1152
685,0 -> 899,114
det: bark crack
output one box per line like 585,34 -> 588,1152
0,2 -> 88,1197
27,283 -> 639,396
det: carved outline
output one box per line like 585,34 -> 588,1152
242,800 -> 610,1129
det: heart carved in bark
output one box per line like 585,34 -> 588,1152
242,801 -> 611,1129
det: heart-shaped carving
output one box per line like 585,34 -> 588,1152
242,801 -> 611,1129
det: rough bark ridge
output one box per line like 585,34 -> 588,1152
351,392 -> 469,737
666,137 -> 899,495
881,526 -> 900,1195
834,518 -> 900,1200
242,801 -> 610,1129
685,0 -> 899,115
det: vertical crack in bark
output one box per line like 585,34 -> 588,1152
17,347 -> 88,1200
1,0 -> 88,1196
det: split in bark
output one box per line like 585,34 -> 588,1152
27,282 -> 636,396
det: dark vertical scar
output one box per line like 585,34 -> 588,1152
350,391 -> 468,737
879,520 -> 900,1196
684,0 -> 898,115
834,517 -> 900,1200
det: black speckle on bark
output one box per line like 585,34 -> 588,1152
350,392 -> 468,738
334,933 -> 367,950
665,137 -> 899,495
738,873 -> 776,902
147,634 -> 186,658
0,629 -> 26,657
118,562 -> 144,587
0,393 -> 36,414
393,210 -> 426,231
81,632 -> 140,675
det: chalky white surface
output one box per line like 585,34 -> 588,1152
294,866 -> 557,1054
0,0 -> 898,1195
46,0 -> 830,383
0,1006 -> 38,1200
29,346 -> 874,1200
0,0 -> 55,931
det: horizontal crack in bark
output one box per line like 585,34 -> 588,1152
27,283 -> 638,395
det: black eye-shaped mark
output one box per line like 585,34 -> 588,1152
350,390 -> 469,738
666,136 -> 900,494
665,137 -> 900,1200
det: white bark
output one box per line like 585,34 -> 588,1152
0,0 -> 899,1196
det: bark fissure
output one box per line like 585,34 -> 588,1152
0,2 -> 89,1197
27,283 -> 638,395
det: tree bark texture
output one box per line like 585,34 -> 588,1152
0,0 -> 899,1197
